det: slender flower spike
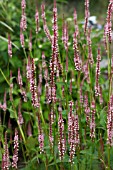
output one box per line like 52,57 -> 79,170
51,0 -> 62,79
26,56 -> 31,80
45,82 -> 51,104
84,0 -> 90,34
18,100 -> 24,125
37,67 -> 42,104
73,8 -> 79,36
37,113 -> 44,153
21,0 -> 26,11
69,114 -> 76,163
69,113 -> 80,163
75,114 -> 80,146
87,28 -> 94,65
18,68 -> 23,88
73,32 -> 81,71
20,29 -> 25,48
51,84 -> 57,103
90,101 -> 96,140
12,129 -> 19,169
8,34 -> 12,58
2,132 -> 10,170
62,19 -> 68,51
107,95 -> 113,146
50,0 -> 59,79
82,61 -> 90,84
68,101 -> 74,144
49,108 -> 54,146
42,52 -> 46,68
74,8 -> 77,25
17,68 -> 27,102
20,11 -> 27,31
58,106 -> 66,160
41,3 -> 52,42
95,47 -> 101,96
105,2 -> 113,44
35,7 -> 39,34
30,58 -> 39,108
42,52 -> 49,82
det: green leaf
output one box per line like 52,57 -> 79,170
13,98 -> 20,107
99,108 -> 107,129
0,149 -> 3,161
0,21 -> 14,32
26,136 -> 37,150
0,125 -> 4,139
0,35 -> 19,50
8,106 -> 17,119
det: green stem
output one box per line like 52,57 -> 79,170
18,123 -> 26,144
0,68 -> 10,86
107,145 -> 110,170
39,107 -> 47,135
70,163 -> 72,170
8,108 -> 26,144
90,141 -> 94,170
23,48 -> 27,60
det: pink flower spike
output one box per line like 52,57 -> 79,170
105,2 -> 113,43
20,30 -> 25,48
41,3 -> 52,42
74,8 -> 79,36
18,68 -> 23,88
35,7 -> 39,34
73,32 -> 81,71
84,0 -> 90,34
21,0 -> 26,11
90,101 -> 96,140
8,34 -> 12,58
18,100 -> 24,125
12,129 -> 19,169
58,106 -> 66,160
2,132 -> 10,170
37,113 -> 44,153
95,47 -> 101,97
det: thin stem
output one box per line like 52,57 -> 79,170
107,145 -> 110,170
0,68 -> 10,86
23,48 -> 27,60
7,108 -> 26,144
